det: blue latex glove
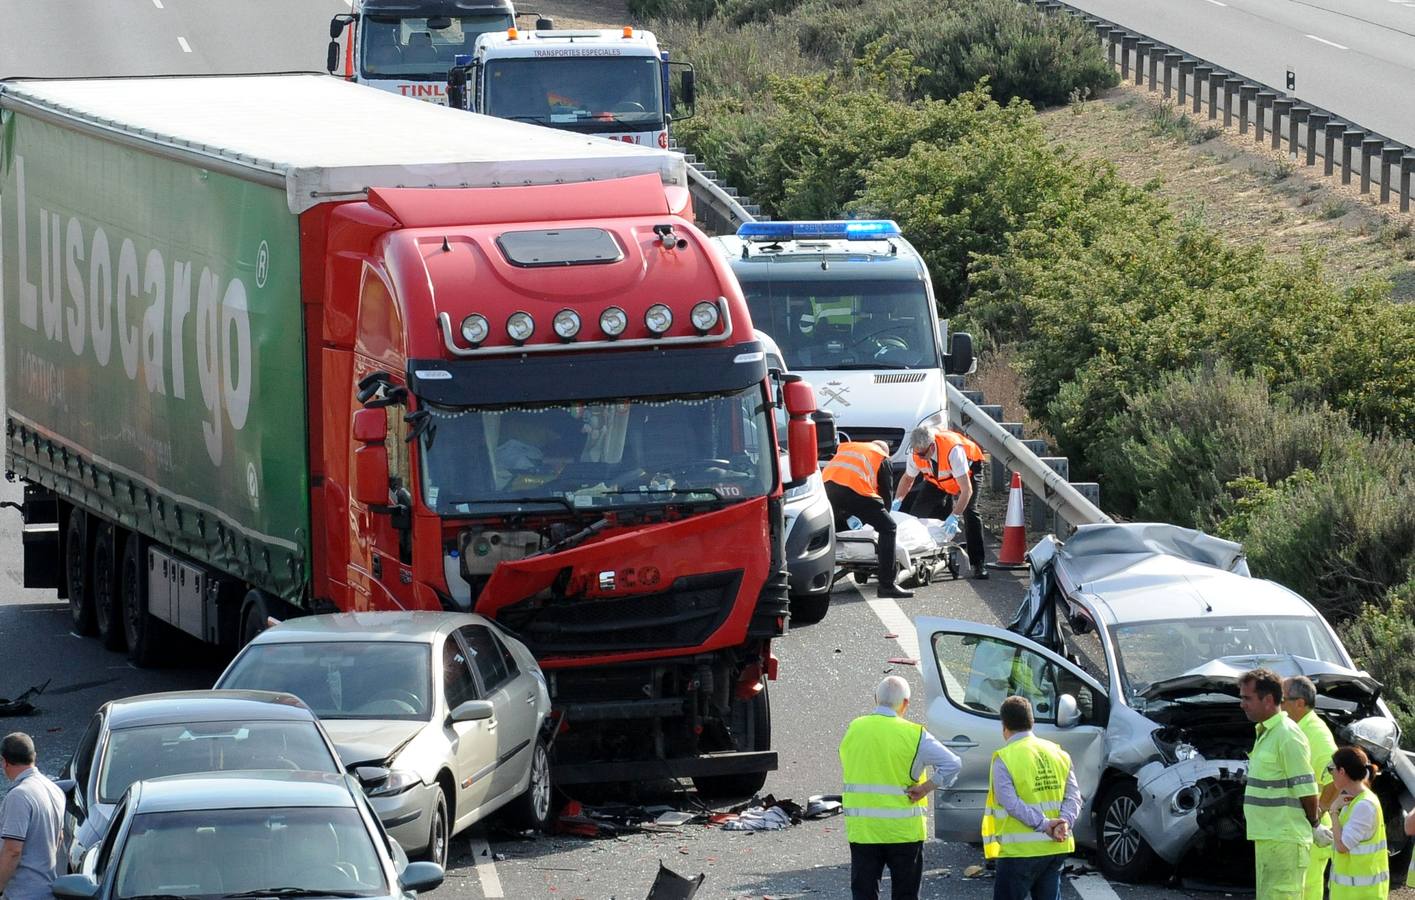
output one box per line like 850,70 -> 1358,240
845,516 -> 863,531
943,513 -> 960,532
890,498 -> 903,512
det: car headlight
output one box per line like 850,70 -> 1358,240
915,410 -> 948,430
363,769 -> 422,798
783,471 -> 821,502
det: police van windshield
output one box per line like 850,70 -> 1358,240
361,15 -> 512,78
738,279 -> 938,371
482,57 -> 665,132
419,386 -> 775,514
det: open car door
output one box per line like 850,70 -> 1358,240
915,617 -> 1108,842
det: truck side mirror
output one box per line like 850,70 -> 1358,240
353,408 -> 387,444
535,16 -> 555,30
329,16 -> 348,39
352,409 -> 390,507
326,41 -> 340,74
945,331 -> 975,376
781,377 -> 819,482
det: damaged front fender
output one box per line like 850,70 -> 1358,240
1132,757 -> 1249,865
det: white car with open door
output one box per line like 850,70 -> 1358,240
915,523 -> 1415,886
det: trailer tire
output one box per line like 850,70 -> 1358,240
693,682 -> 771,799
789,593 -> 830,625
65,510 -> 96,636
239,590 -> 279,647
120,533 -> 165,667
92,522 -> 125,651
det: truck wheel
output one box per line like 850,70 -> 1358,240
65,510 -> 96,635
120,533 -> 165,666
503,740 -> 554,832
1095,780 -> 1161,883
693,682 -> 771,799
790,593 -> 830,625
91,522 -> 126,651
239,591 -> 272,647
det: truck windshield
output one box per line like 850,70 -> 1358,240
482,56 -> 665,132
738,278 -> 938,371
419,385 -> 775,514
362,15 -> 512,78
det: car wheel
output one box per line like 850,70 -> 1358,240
790,593 -> 830,625
693,682 -> 771,799
1096,780 -> 1161,883
504,740 -> 554,832
120,533 -> 165,666
92,522 -> 126,651
65,510 -> 96,636
419,787 -> 450,868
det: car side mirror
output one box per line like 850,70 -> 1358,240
327,41 -> 340,74
52,875 -> 100,900
398,861 -> 445,894
449,700 -> 495,723
1056,693 -> 1079,729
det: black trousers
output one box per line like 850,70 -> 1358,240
850,841 -> 924,900
903,461 -> 985,569
825,482 -> 898,587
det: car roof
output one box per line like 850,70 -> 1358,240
131,771 -> 358,813
249,611 -> 492,644
104,691 -> 321,729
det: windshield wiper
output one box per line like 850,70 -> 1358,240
222,889 -> 369,899
127,893 -> 199,900
447,497 -> 580,516
828,363 -> 916,370
595,487 -> 726,502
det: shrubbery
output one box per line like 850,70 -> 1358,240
1341,578 -> 1415,740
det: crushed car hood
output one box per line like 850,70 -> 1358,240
320,719 -> 425,766
1140,655 -> 1382,703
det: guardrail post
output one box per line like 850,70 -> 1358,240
1162,53 -> 1181,98
1255,91 -> 1275,142
1238,85 -> 1257,134
1403,155 -> 1415,212
1148,45 -> 1161,90
994,424 -> 1024,492
1288,106 -> 1309,158
1094,22 -> 1110,51
1381,147 -> 1404,204
1035,458 -> 1071,534
1323,121 -> 1345,176
1360,137 -> 1383,194
1271,99 -> 1292,150
1135,40 -> 1153,86
1341,130 -> 1364,185
1178,60 -> 1195,106
1121,35 -> 1136,80
1195,65 -> 1213,115
1307,113 -> 1329,167
1223,78 -> 1241,127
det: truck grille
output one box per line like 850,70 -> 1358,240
497,571 -> 742,656
834,427 -> 907,455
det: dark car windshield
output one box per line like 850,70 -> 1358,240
97,721 -> 341,804
114,807 -> 385,899
361,14 -> 512,79
482,56 -> 665,132
220,643 -> 433,722
1110,616 -> 1345,704
738,277 -> 938,371
419,386 -> 776,515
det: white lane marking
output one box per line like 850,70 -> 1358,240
1073,873 -> 1123,900
151,0 -> 163,8
1204,0 -> 1227,6
866,596 -> 920,661
1305,33 -> 1350,49
468,836 -> 504,898
177,35 -> 191,52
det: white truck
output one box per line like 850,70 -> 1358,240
446,26 -> 695,149
327,0 -> 517,104
712,220 -> 975,471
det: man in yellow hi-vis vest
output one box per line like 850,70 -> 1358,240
1241,668 -> 1320,899
1283,675 -> 1339,900
984,696 -> 1080,900
839,676 -> 961,900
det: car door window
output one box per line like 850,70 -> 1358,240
442,636 -> 479,710
1054,609 -> 1109,723
95,799 -> 127,877
933,632 -> 1060,721
457,626 -> 510,693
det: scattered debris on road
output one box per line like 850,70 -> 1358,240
645,861 -> 705,899
0,679 -> 49,716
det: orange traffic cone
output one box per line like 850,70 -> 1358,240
993,471 -> 1029,570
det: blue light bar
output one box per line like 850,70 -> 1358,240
737,220 -> 901,242
453,53 -> 472,66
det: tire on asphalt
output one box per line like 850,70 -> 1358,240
239,589 -> 278,648
503,739 -> 554,832
120,532 -> 166,667
92,521 -> 126,651
693,681 -> 772,799
418,786 -> 450,869
789,593 -> 830,626
65,508 -> 96,636
1095,779 -> 1162,883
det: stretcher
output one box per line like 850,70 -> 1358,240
832,512 -> 963,587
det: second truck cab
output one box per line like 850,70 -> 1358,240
447,26 -> 694,148
712,221 -> 974,469
329,0 -> 516,104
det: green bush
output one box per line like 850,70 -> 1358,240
1340,578 -> 1415,743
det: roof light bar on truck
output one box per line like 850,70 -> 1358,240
736,220 -> 901,242
437,298 -> 732,357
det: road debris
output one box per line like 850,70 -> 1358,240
0,679 -> 49,716
645,861 -> 705,899
886,657 -> 918,666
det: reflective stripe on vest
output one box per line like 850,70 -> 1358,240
1330,790 -> 1388,899
823,442 -> 888,499
911,431 -> 984,495
982,736 -> 1074,860
839,715 -> 928,844
1244,712 -> 1318,844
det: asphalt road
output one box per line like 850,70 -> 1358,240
1058,0 -> 1415,146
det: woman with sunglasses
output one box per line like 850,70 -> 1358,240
1325,746 -> 1389,898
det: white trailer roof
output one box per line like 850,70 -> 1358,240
0,74 -> 686,214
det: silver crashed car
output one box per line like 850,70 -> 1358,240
215,612 -> 552,868
916,523 -> 1415,885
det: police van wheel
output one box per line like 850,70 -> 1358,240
1095,780 -> 1161,883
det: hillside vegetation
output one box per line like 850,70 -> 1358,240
645,0 -> 1415,737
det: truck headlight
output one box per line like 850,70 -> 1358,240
599,306 -> 628,338
645,303 -> 673,334
690,300 -> 720,333
553,309 -> 581,341
461,314 -> 489,346
506,311 -> 535,344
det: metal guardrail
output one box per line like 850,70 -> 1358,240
1026,0 -> 1415,211
686,164 -> 757,235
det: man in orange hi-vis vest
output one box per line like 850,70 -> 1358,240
894,426 -> 989,579
822,440 -> 912,599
